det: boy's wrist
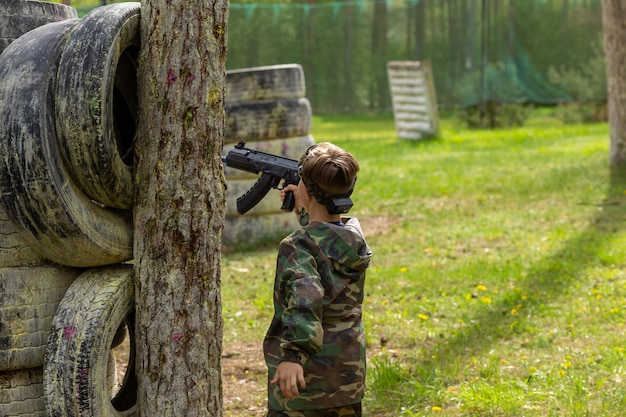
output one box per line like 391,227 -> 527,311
281,349 -> 308,365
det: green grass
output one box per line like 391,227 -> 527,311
222,111 -> 626,416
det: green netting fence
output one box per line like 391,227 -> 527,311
75,0 -> 604,115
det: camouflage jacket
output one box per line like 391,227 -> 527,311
263,217 -> 372,411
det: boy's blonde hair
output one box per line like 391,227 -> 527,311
298,142 -> 359,205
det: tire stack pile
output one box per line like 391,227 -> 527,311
0,1 -> 80,416
0,2 -> 139,416
222,64 -> 315,246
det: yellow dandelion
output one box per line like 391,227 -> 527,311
477,284 -> 487,291
558,369 -> 566,376
480,296 -> 492,304
529,366 -> 537,374
511,308 -> 518,316
400,267 -> 408,272
432,406 -> 442,412
418,313 -> 429,321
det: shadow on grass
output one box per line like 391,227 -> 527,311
416,165 -> 626,380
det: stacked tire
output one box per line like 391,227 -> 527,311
0,2 -> 79,416
0,3 -> 139,416
222,64 -> 315,246
0,0 -> 77,56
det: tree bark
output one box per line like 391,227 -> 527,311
134,0 -> 228,415
602,0 -> 626,167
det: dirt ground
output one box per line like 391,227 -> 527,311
113,338 -> 266,416
222,341 -> 268,416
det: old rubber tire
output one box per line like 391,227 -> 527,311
223,212 -> 300,247
0,265 -> 83,371
0,20 -> 134,267
55,3 -> 140,209
225,64 -> 306,103
0,38 -> 11,54
0,368 -> 46,416
0,205 -> 46,267
44,265 -> 137,417
225,98 -> 312,142
0,0 -> 77,55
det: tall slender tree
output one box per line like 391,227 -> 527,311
602,0 -> 626,167
133,0 -> 229,415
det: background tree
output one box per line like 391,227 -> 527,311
602,0 -> 626,167
133,0 -> 229,415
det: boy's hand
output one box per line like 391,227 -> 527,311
280,184 -> 302,212
271,361 -> 306,400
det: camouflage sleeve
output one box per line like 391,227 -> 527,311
277,238 -> 324,364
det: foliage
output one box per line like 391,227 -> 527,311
225,0 -> 604,113
222,111 -> 626,416
547,36 -> 607,103
547,36 -> 608,124
451,60 -> 528,107
50,0 -> 605,113
459,102 -> 532,129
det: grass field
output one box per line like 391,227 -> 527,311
222,111 -> 626,416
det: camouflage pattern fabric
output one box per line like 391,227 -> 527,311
267,402 -> 362,417
264,217 -> 372,411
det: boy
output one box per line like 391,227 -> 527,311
264,142 -> 373,417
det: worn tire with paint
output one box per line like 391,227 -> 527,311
225,98 -> 312,142
0,20 -> 133,267
55,2 -> 140,209
0,265 -> 83,371
0,0 -> 77,55
0,368 -> 46,416
226,63 -> 306,103
44,265 -> 137,417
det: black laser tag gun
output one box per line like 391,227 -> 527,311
223,141 -> 355,215
222,141 -> 300,215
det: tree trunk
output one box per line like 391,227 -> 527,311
602,0 -> 626,167
134,0 -> 228,415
